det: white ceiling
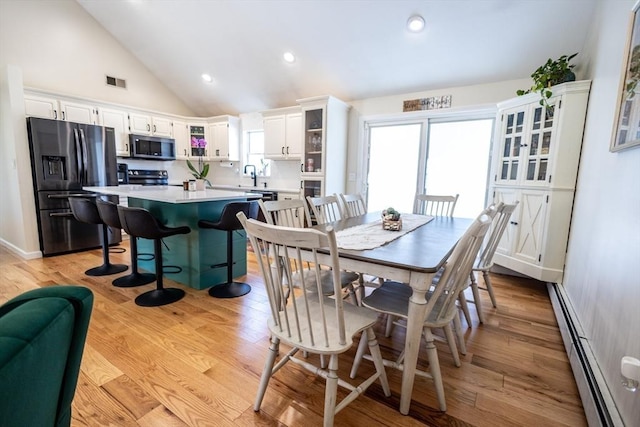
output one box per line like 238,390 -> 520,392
76,0 -> 598,117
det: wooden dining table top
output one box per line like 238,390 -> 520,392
313,212 -> 473,273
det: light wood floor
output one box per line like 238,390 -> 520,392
0,242 -> 587,426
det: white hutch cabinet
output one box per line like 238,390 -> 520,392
490,80 -> 590,282
298,96 -> 349,199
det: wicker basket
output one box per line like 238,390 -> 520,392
382,218 -> 402,231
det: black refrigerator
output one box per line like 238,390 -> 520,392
27,117 -> 121,256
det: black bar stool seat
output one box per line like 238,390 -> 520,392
117,206 -> 191,307
198,201 -> 256,298
96,199 -> 156,288
68,197 -> 128,276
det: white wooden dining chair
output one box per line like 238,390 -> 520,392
307,194 -> 371,304
349,213 -> 491,411
258,198 -> 359,303
258,198 -> 310,228
307,194 -> 343,224
465,201 -> 519,323
337,193 -> 366,218
414,193 -> 459,217
237,212 -> 391,426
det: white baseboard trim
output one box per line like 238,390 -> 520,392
0,239 -> 42,260
547,283 -> 623,427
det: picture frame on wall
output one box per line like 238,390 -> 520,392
611,0 -> 640,152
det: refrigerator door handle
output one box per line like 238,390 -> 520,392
79,128 -> 89,185
49,212 -> 75,218
47,193 -> 98,199
73,128 -> 83,184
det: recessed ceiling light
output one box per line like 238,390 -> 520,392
201,73 -> 213,83
407,15 -> 425,32
283,52 -> 296,63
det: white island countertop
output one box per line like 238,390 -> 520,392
84,185 -> 261,204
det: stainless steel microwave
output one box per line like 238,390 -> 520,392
129,134 -> 176,160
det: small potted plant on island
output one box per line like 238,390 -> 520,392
186,137 -> 210,190
382,207 -> 402,231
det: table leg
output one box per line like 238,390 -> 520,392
400,272 -> 431,415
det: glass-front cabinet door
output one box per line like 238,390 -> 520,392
496,101 -> 557,186
524,103 -> 556,185
303,109 -> 324,174
497,107 -> 526,184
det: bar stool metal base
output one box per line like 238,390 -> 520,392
85,263 -> 128,277
112,272 -> 156,288
135,288 -> 185,307
208,282 -> 251,298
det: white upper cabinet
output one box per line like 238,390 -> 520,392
128,112 -> 173,137
25,93 -> 98,124
172,120 -> 190,160
98,107 -> 130,157
207,116 -> 239,161
491,80 -> 591,283
262,107 -> 302,160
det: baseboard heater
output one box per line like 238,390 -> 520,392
547,283 -> 622,426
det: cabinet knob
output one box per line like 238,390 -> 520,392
286,146 -> 289,155
62,111 -> 66,120
510,221 -> 518,225
153,125 -> 157,132
282,147 -> 285,155
520,144 -> 528,147
53,110 -> 58,120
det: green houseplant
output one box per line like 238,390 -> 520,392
517,53 -> 578,109
186,137 -> 211,188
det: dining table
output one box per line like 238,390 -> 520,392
311,211 -> 473,414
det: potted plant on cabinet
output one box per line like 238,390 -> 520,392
186,137 -> 210,190
517,53 -> 578,109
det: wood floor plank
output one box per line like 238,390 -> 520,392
0,243 -> 587,426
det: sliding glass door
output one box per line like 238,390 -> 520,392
364,115 -> 494,218
366,123 -> 422,213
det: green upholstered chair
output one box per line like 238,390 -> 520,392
0,286 -> 94,427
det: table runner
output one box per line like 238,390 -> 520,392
335,214 -> 434,250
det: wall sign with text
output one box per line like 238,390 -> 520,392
403,95 -> 452,112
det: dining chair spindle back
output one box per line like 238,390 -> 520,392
414,194 -> 459,217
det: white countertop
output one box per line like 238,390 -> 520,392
84,185 -> 261,204
211,185 -> 301,194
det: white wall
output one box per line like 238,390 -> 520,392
0,0 -> 193,116
565,1 -> 640,424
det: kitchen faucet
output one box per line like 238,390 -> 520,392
244,164 -> 257,187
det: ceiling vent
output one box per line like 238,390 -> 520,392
106,75 -> 127,89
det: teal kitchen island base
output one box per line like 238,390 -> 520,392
84,186 -> 259,290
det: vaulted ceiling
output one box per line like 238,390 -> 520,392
77,0 -> 598,116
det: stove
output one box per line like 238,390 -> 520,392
127,169 -> 169,186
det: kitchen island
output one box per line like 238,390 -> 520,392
84,185 -> 260,290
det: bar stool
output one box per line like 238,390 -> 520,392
96,199 -> 156,288
117,205 -> 191,307
198,201 -> 255,298
68,197 -> 128,276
